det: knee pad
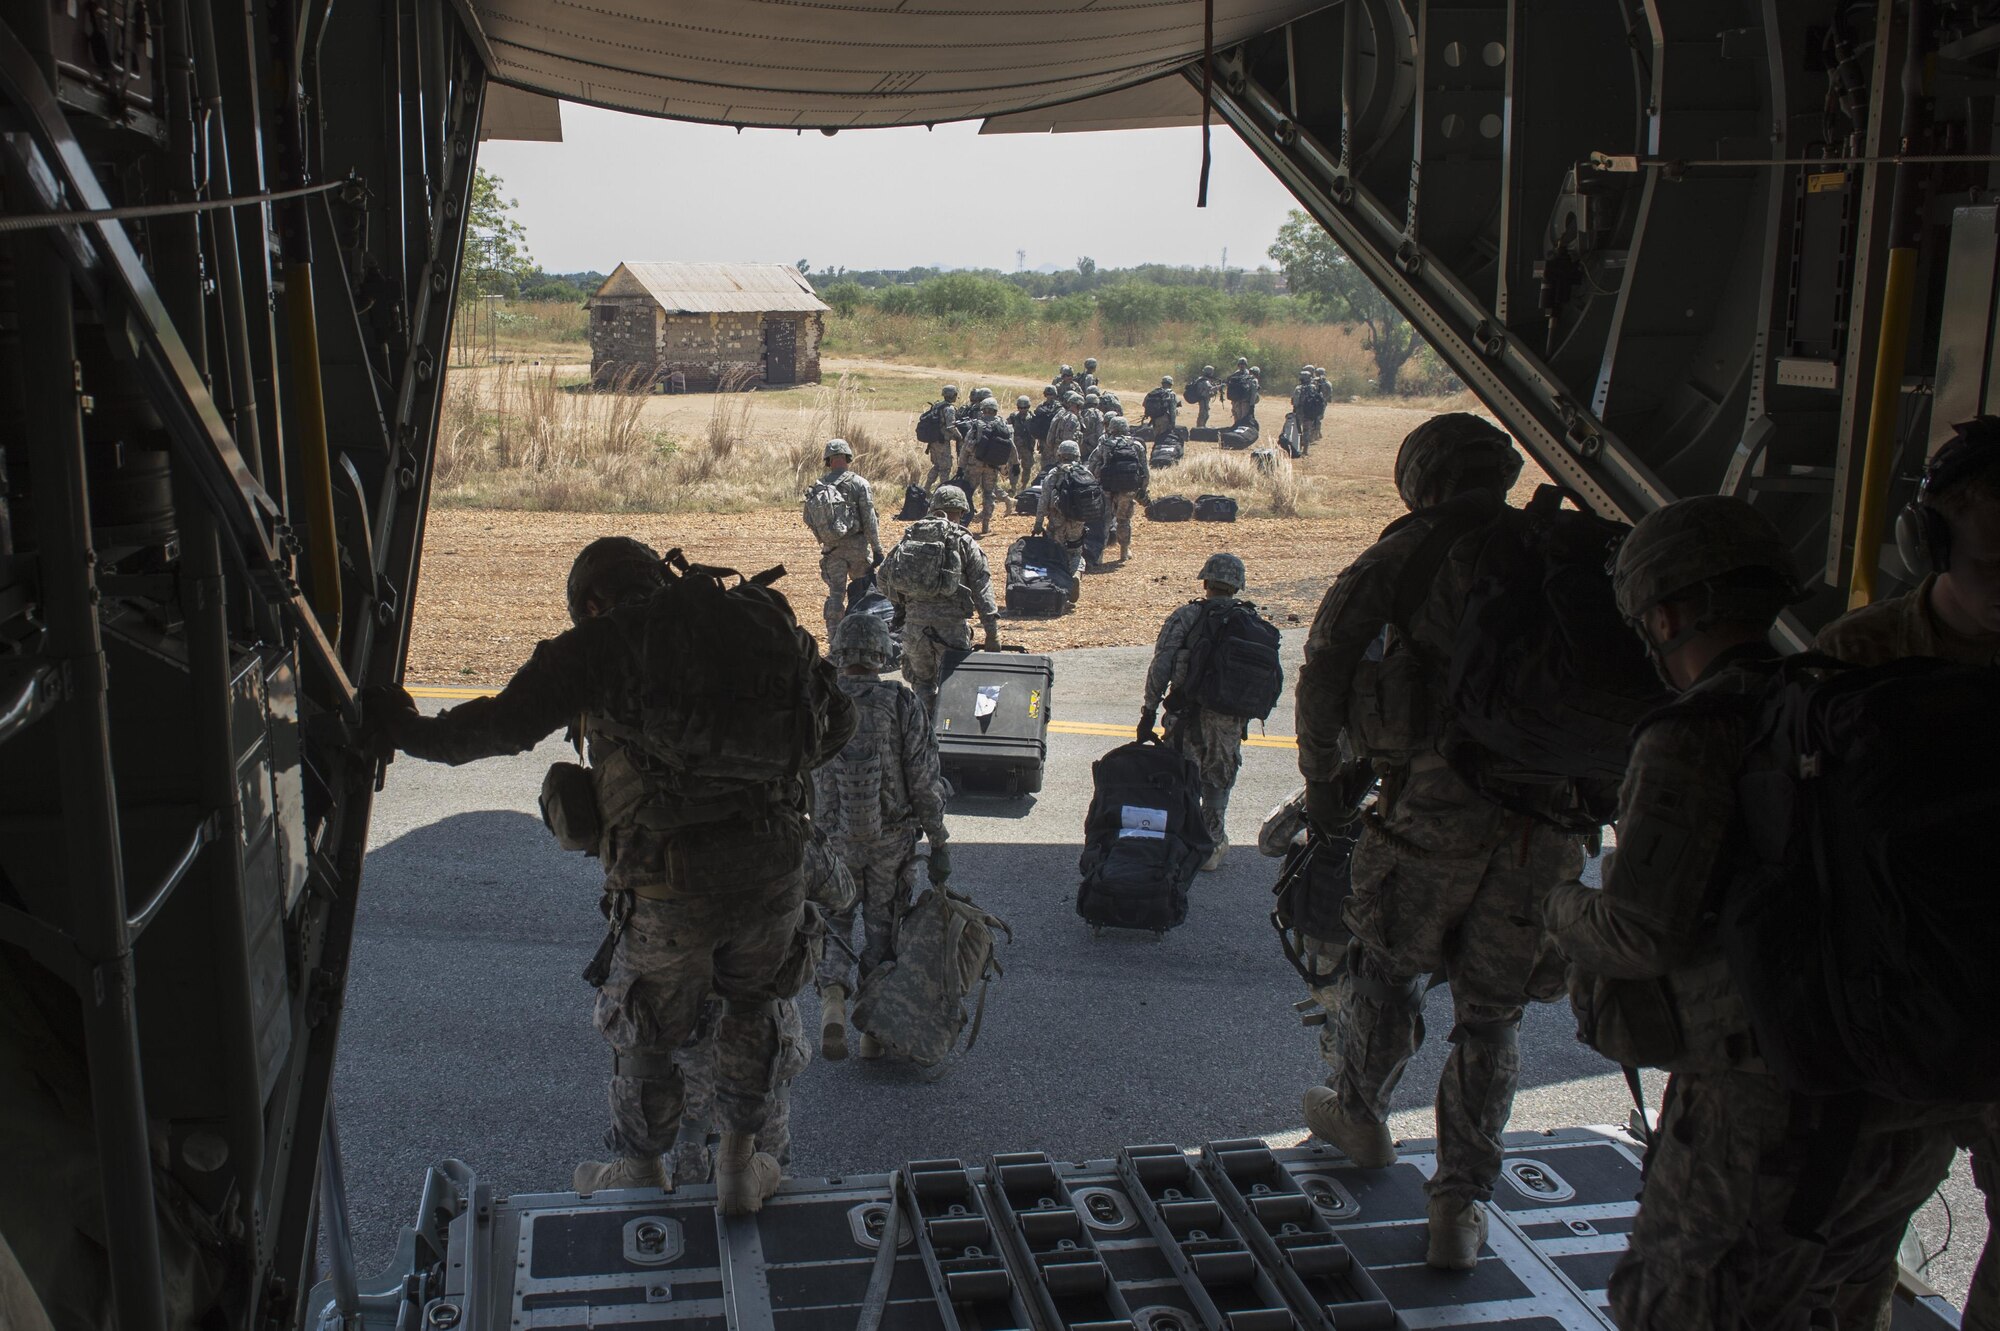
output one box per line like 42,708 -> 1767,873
1349,965 -> 1426,1016
612,1046 -> 680,1079
1448,1015 -> 1522,1048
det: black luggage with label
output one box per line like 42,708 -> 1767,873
935,649 -> 1054,797
1005,535 -> 1073,617
1147,495 -> 1195,522
1194,494 -> 1239,522
1151,438 -> 1184,468
1076,740 -> 1214,933
1220,423 -> 1259,450
1189,426 -> 1222,443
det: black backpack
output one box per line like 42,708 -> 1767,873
1271,824 -> 1361,984
1146,495 -> 1194,522
897,484 -> 928,521
1098,440 -> 1146,495
1194,494 -> 1238,522
1686,654 -> 2000,1104
1028,400 -> 1058,442
1143,387 -> 1177,418
916,401 -> 950,445
1441,486 -> 1668,829
1174,599 -> 1284,721
973,421 -> 1016,468
1076,740 -> 1214,933
1053,466 -> 1107,523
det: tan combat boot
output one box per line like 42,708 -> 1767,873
572,1153 -> 667,1194
1301,1087 -> 1397,1168
1202,844 -> 1227,872
714,1132 -> 781,1215
858,1032 -> 885,1059
820,986 -> 849,1061
1425,1195 -> 1488,1271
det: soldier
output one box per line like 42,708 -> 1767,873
1293,415 -> 1583,1270
1143,375 -> 1181,438
1080,392 -> 1106,451
1031,440 -> 1092,604
1187,364 -> 1219,428
1225,357 -> 1258,426
878,485 -> 1000,716
1044,391 -> 1084,471
1544,496 -> 1965,1328
1085,416 -> 1150,563
1055,363 -> 1080,398
358,537 -> 853,1214
1139,553 -> 1255,869
671,824 -> 855,1186
1814,422 -> 2000,1331
1029,384 -> 1061,469
1289,369 -> 1321,452
1080,356 -> 1100,389
813,614 -> 953,1061
1006,393 -> 1036,490
804,439 -> 883,638
923,383 -> 961,490
956,397 -> 1014,534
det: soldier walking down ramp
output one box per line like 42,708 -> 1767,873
877,486 -> 999,716
803,439 -> 883,638
358,537 -> 854,1214
1293,416 -> 1583,1270
812,614 -> 952,1061
1139,554 -> 1268,870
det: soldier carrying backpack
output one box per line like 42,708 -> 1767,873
359,537 -> 856,1216
1137,553 -> 1281,871
1544,495 -> 1989,1329
877,485 -> 999,716
916,384 -> 961,490
1032,441 -> 1100,597
802,438 -> 883,638
1086,417 -> 1151,563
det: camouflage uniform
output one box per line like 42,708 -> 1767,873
1816,579 -> 2000,1331
956,417 -> 1013,532
1079,404 -> 1106,452
1225,369 -> 1259,426
1292,383 -> 1323,448
1086,434 -> 1151,554
1145,596 -> 1249,848
1188,374 -> 1218,428
812,467 -> 881,638
388,607 -> 850,1159
1298,504 -> 1583,1204
811,669 -> 949,996
1544,646 -> 1966,1330
1043,406 -> 1082,470
924,404 -> 960,490
1144,387 -> 1181,437
1006,406 -> 1036,487
885,519 -> 997,716
1033,460 -> 1094,595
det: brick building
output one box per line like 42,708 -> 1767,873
586,262 -> 828,390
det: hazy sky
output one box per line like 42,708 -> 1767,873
478,104 -> 1303,276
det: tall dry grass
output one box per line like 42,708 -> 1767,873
1157,448 -> 1321,518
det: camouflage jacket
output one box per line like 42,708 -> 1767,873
890,519 -> 998,620
813,467 -> 879,551
1814,574 -> 2000,666
956,417 -> 1014,472
1079,406 -> 1105,450
1046,408 -> 1083,452
1085,436 -> 1151,500
1295,497 -> 1500,781
1145,595 -> 1237,712
1542,645 -> 1777,1073
810,673 -> 948,847
395,604 -> 852,891
1006,409 -> 1034,450
1186,375 -> 1217,403
1225,370 -> 1258,402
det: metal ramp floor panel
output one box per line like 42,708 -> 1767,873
320,1130 -> 1960,1331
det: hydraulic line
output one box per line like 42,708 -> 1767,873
284,262 -> 343,641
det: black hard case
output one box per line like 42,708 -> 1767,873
934,650 -> 1055,796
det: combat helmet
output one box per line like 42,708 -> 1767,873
823,438 -> 854,459
970,387 -> 992,403
566,536 -> 664,626
1042,385 -> 1058,398
1084,357 -> 1099,371
1202,365 -> 1216,376
1105,415 -> 1128,434
1015,393 -> 1032,408
1057,440 -> 1081,460
1393,413 -> 1523,511
1236,356 -> 1249,368
941,384 -> 959,401
1199,552 -> 1246,591
1160,374 -> 1174,386
1060,364 -> 1074,377
1298,368 -> 1312,380
831,613 -> 895,670
1613,496 -> 1800,627
1065,391 -> 1084,406
979,398 -> 1000,414
930,484 -> 970,513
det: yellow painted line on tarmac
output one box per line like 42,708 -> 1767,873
407,685 -> 1301,750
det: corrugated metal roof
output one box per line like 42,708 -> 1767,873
593,262 -> 830,314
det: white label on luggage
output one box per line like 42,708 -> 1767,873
1119,805 -> 1169,838
974,684 -> 1001,717
1023,564 -> 1050,582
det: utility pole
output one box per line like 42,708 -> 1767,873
1017,248 -> 1027,271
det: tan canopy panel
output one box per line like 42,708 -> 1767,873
468,0 -> 1330,129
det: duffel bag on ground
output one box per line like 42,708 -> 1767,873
1005,534 -> 1074,617
1146,495 -> 1195,522
1194,494 -> 1239,522
1014,484 -> 1042,517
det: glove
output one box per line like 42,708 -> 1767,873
1304,778 -> 1359,834
357,683 -> 419,761
871,547 -> 884,566
980,615 -> 1001,652
1137,707 -> 1159,744
927,843 -> 952,886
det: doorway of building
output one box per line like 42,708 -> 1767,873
765,319 -> 797,385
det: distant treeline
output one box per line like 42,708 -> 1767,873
808,261 -> 1283,299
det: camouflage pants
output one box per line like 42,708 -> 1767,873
817,829 -> 921,995
1108,494 -> 1139,554
1230,398 -> 1253,426
900,611 -> 971,717
1169,708 -> 1245,848
820,542 -> 871,639
1147,413 -> 1176,439
670,997 -> 812,1184
1301,934 -> 1353,1077
1609,1070 -> 1960,1330
1195,398 -> 1211,428
1012,440 -> 1038,489
1329,764 -> 1581,1201
1041,518 -> 1086,599
592,873 -> 816,1155
924,441 -> 955,490
964,463 -> 1005,529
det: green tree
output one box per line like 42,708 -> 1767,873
820,280 -> 868,318
460,168 -> 535,297
1268,210 -> 1423,394
1096,283 -> 1166,346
